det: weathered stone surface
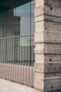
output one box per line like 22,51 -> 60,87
35,43 -> 61,54
35,54 -> 61,63
35,6 -> 61,17
44,78 -> 61,92
34,62 -> 61,73
34,31 -> 61,43
34,0 -> 61,92
34,72 -> 44,91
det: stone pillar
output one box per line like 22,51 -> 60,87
34,0 -> 61,92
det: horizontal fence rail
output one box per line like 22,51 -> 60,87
0,35 -> 34,87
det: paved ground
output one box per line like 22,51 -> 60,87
0,78 -> 40,92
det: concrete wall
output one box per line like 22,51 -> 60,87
34,0 -> 61,92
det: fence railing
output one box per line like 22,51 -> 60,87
0,35 -> 34,87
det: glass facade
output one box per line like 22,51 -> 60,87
0,0 -> 35,65
0,0 -> 35,86
0,0 -> 35,37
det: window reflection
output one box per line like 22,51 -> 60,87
14,1 -> 35,36
0,0 -> 35,37
0,0 -> 35,65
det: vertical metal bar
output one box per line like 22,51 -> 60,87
0,40 -> 2,78
24,36 -> 26,85
13,37 -> 15,81
15,37 -> 18,82
0,40 -> 1,78
17,37 -> 18,82
11,38 -> 13,81
2,40 -> 4,78
3,38 -> 5,79
26,36 -> 28,85
25,36 -> 27,85
9,38 -> 11,80
21,37 -> 22,83
11,38 -> 12,81
19,36 -> 20,83
9,38 -> 10,80
1,39 -> 2,78
3,39 -> 5,79
14,37 -> 15,82
23,36 -> 24,84
29,2 -> 32,86
30,1 -> 31,66
28,36 -> 30,86
24,36 -> 25,84
32,36 -> 34,87
20,36 -> 22,83
7,38 -> 8,80
18,37 -> 20,83
15,37 -> 16,81
2,39 -> 3,78
5,38 -> 7,79
2,39 -> 4,78
13,37 -> 14,81
18,37 -> 19,82
0,39 -> 2,78
18,36 -> 20,83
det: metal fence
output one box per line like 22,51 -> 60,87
0,35 -> 34,87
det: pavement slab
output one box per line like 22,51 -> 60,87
0,78 -> 40,92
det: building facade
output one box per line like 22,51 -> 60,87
0,0 -> 61,92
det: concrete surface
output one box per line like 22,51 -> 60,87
0,78 -> 39,92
